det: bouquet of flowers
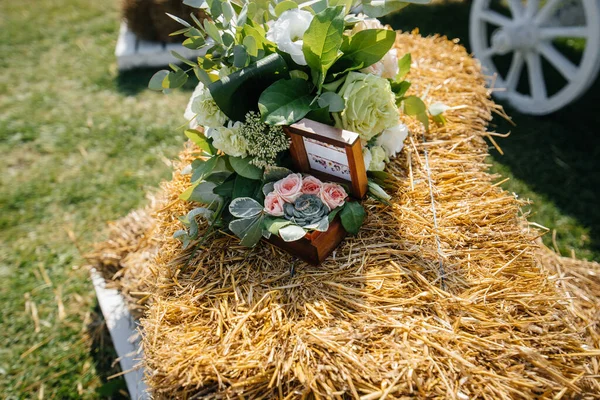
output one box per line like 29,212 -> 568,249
149,0 -> 434,250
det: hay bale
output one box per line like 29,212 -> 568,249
91,33 -> 600,398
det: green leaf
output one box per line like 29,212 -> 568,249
258,78 -> 314,125
391,80 -> 411,98
403,95 -> 427,116
184,129 -> 212,154
327,206 -> 342,222
203,19 -> 223,44
229,156 -> 264,179
173,229 -> 193,249
233,45 -> 248,68
229,197 -> 263,218
340,201 -> 366,235
306,106 -> 334,125
191,156 -> 219,182
274,0 -> 298,16
334,28 -> 396,73
396,53 -> 411,81
183,0 -> 205,7
229,214 -> 265,247
171,50 -> 197,67
183,36 -> 206,50
279,225 -> 307,242
242,35 -> 258,57
213,174 -> 236,198
232,175 -> 262,199
163,69 -> 188,89
317,92 -> 345,112
222,1 -> 236,24
264,217 -> 292,235
189,181 -> 222,207
179,182 -> 199,201
148,70 -> 169,91
208,53 -> 289,121
262,181 -> 275,196
361,0 -> 430,18
367,180 -> 392,204
302,6 -> 345,88
263,166 -> 293,182
329,0 -> 353,13
166,12 -> 192,27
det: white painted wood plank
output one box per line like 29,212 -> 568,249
116,22 -> 209,70
90,268 -> 149,400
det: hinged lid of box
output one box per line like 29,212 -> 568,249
284,118 -> 368,199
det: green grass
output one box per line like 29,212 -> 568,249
0,0 -> 191,397
0,0 -> 598,398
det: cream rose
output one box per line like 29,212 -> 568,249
264,192 -> 285,216
210,121 -> 248,157
351,16 -> 384,33
333,72 -> 399,142
266,9 -> 313,66
361,48 -> 399,79
189,83 -> 227,128
375,123 -> 409,158
319,183 -> 347,210
368,145 -> 387,171
301,175 -> 322,195
274,173 -> 303,202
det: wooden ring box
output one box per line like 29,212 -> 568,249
265,119 -> 368,265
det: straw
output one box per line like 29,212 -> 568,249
88,32 -> 600,398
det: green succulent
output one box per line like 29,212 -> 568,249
283,194 -> 329,227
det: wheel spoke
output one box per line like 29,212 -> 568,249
534,0 -> 563,25
526,52 -> 547,100
480,10 -> 512,27
538,42 -> 578,81
539,26 -> 589,39
525,0 -> 540,18
508,0 -> 524,18
504,51 -> 524,91
481,47 -> 499,59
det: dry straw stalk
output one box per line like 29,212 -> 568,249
88,33 -> 600,399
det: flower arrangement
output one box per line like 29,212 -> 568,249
150,0 -> 437,253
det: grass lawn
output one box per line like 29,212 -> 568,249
0,0 -> 598,398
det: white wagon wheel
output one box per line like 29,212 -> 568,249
470,0 -> 600,115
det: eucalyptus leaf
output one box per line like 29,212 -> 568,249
185,207 -> 216,237
189,181 -> 222,208
191,156 -> 219,182
173,229 -> 192,249
203,19 -> 223,44
229,197 -> 263,218
339,201 -> 366,235
274,0 -> 298,16
222,1 -> 236,23
171,50 -> 197,67
183,36 -> 206,49
148,70 -> 169,91
164,69 -> 188,89
232,175 -> 263,199
166,12 -> 192,27
306,106 -> 334,125
179,182 -> 199,201
262,181 -> 275,196
361,0 -> 429,18
279,225 -> 307,242
242,35 -> 258,57
229,156 -> 263,179
233,45 -> 248,68
258,78 -> 313,125
183,0 -> 205,7
317,92 -> 345,112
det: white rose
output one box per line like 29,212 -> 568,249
362,147 -> 372,170
190,83 -> 227,128
266,9 -> 313,65
368,146 -> 387,171
211,121 -> 248,157
184,82 -> 205,129
375,123 -> 409,158
360,46 -> 398,79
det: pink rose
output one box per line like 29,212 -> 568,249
274,173 -> 303,202
264,192 -> 285,216
319,183 -> 347,210
301,175 -> 322,195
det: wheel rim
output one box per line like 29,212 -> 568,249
470,0 -> 600,115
